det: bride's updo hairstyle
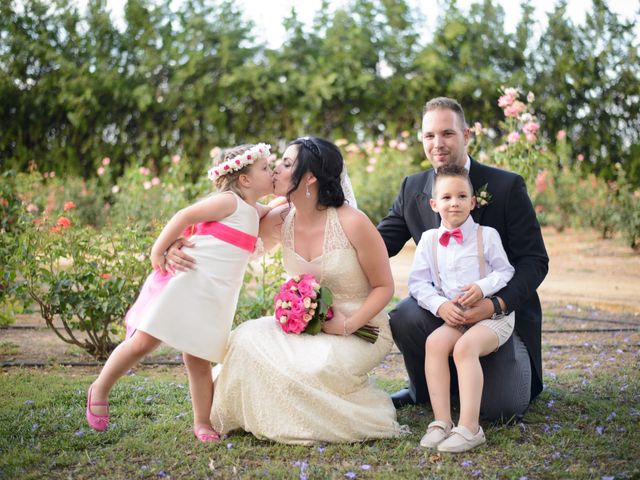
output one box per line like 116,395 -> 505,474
287,136 -> 345,208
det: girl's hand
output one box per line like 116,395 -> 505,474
458,283 -> 483,308
321,309 -> 348,336
436,301 -> 466,327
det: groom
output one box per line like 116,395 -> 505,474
377,97 -> 548,420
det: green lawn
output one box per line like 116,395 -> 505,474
1,363 -> 638,479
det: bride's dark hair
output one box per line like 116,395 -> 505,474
287,136 -> 345,208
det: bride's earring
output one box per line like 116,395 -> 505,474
305,184 -> 311,198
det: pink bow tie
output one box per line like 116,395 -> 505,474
439,228 -> 463,247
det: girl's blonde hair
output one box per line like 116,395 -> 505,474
211,144 -> 255,199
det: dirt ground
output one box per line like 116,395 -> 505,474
1,227 -> 639,370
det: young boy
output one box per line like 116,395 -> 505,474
408,164 -> 515,453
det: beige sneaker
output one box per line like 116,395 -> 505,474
437,425 -> 486,453
419,420 -> 453,448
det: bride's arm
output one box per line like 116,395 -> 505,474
322,206 -> 394,336
259,204 -> 289,251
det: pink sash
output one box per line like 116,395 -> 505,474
125,221 -> 257,339
182,221 -> 257,253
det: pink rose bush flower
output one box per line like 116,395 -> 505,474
508,132 -> 521,144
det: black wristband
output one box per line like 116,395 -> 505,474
490,296 -> 503,316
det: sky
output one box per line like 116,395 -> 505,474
235,0 -> 639,47
93,0 -> 638,47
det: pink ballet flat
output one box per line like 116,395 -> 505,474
86,384 -> 109,432
193,425 -> 221,443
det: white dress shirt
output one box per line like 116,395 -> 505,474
408,215 -> 515,317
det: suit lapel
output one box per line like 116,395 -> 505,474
469,159 -> 487,223
416,169 -> 440,228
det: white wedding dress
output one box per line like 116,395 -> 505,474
210,207 -> 406,444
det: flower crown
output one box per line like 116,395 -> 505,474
208,143 -> 271,180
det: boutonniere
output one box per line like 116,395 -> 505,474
475,183 -> 492,208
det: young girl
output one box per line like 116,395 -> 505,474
86,143 -> 274,442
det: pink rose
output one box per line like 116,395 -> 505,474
498,94 -> 513,108
535,170 -> 548,193
507,132 -> 520,144
523,122 -> 540,134
556,130 -> 566,140
102,157 -> 110,166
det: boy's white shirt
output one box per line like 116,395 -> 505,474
408,215 -> 515,317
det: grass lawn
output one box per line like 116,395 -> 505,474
1,360 -> 638,479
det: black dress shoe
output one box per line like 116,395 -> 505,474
391,388 -> 416,409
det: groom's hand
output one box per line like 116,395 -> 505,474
461,298 -> 494,324
165,238 -> 196,272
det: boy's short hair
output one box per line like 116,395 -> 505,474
432,164 -> 473,197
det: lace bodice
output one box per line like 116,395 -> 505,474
282,207 -> 375,305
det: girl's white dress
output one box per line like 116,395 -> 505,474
210,207 -> 406,444
125,192 -> 259,362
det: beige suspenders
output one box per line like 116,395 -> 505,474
431,226 -> 485,294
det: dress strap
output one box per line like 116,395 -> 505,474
282,207 -> 295,251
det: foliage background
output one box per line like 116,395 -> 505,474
1,0 -> 639,184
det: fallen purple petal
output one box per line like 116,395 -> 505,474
345,472 -> 357,479
361,464 -> 371,470
606,412 -> 617,422
24,400 -> 34,405
317,446 -> 326,453
158,471 -> 167,478
461,460 -> 474,467
31,423 -> 39,432
74,430 -> 85,437
596,426 -> 604,435
547,400 -> 555,408
601,477 -> 614,480
471,469 -> 482,477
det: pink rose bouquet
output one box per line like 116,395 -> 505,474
274,274 -> 378,343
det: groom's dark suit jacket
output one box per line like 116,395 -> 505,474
378,157 -> 549,399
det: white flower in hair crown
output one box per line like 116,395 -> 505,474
208,143 -> 271,180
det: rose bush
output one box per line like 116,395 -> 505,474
16,205 -> 155,359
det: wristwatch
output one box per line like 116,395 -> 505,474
490,296 -> 506,320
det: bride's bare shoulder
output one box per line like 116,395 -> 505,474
335,205 -> 375,241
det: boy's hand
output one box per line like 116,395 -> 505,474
436,301 -> 466,327
458,283 -> 483,308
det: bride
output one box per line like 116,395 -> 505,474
207,136 -> 406,444
168,136 -> 405,443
